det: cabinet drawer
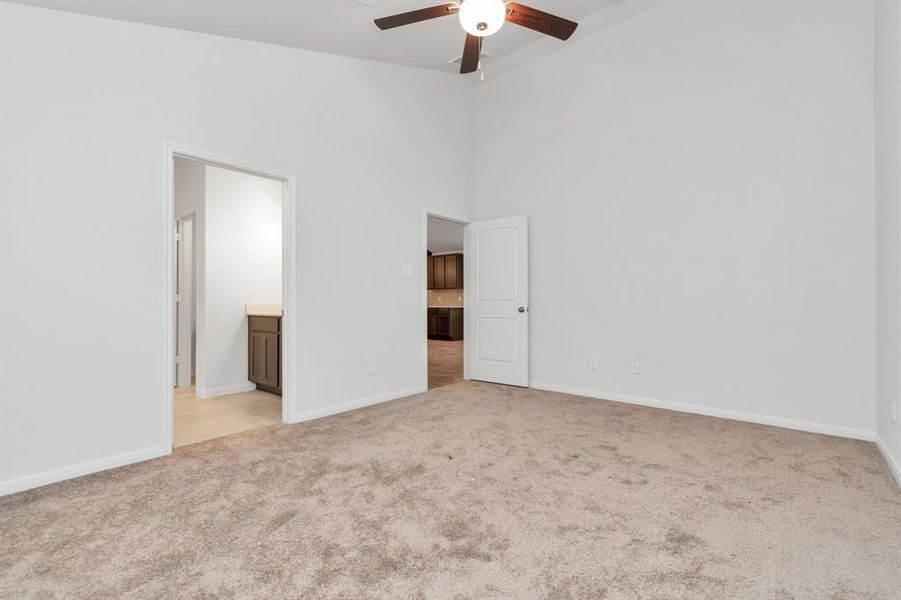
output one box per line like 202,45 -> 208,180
249,315 -> 280,333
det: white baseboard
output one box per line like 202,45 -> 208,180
1,385 -> 424,496
530,382 -> 876,442
295,385 -> 426,423
196,381 -> 256,399
875,434 -> 901,488
0,446 -> 169,497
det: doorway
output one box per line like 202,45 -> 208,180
423,213 -> 531,389
425,213 -> 467,389
166,147 -> 298,450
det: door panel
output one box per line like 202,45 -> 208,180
477,318 -> 518,363
477,229 -> 517,300
175,217 -> 194,388
465,215 -> 529,386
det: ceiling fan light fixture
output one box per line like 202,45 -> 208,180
458,0 -> 506,37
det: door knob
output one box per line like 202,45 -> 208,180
518,306 -> 527,313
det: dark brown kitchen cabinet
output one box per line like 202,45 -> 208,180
433,255 -> 446,289
427,308 -> 438,337
248,315 -> 281,395
427,307 -> 463,340
444,254 -> 461,288
426,253 -> 463,290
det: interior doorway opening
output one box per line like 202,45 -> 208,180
425,213 -> 467,389
169,151 -> 295,448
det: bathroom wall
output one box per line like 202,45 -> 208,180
199,165 -> 283,398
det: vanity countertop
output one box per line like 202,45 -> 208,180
246,304 -> 282,317
428,305 -> 464,309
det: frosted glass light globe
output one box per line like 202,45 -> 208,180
458,0 -> 506,37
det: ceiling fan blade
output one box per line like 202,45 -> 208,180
460,34 -> 481,74
505,2 -> 578,41
374,2 -> 459,30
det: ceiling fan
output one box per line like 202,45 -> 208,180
374,0 -> 578,74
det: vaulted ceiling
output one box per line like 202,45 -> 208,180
10,0 -> 637,74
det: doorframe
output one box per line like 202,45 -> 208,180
164,143 -> 300,451
422,209 -> 470,389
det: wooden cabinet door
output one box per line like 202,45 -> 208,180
427,256 -> 434,289
427,309 -> 438,337
249,332 -> 262,382
250,331 -> 280,390
449,308 -> 464,340
444,254 -> 458,289
433,255 -> 446,289
437,309 -> 450,337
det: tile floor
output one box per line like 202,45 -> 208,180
174,385 -> 282,447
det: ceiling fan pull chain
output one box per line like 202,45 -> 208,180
479,37 -> 484,81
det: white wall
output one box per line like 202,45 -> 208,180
875,0 -> 901,482
0,2 -> 473,492
199,165 -> 282,397
473,0 -> 877,437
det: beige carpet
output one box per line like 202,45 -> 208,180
1,382 -> 899,599
428,339 -> 463,389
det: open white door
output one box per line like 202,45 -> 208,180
465,215 -> 529,387
175,216 -> 194,388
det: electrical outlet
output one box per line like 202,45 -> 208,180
892,400 -> 897,423
631,361 -> 640,375
589,357 -> 598,370
366,364 -> 376,376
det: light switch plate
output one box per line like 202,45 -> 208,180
402,265 -> 413,278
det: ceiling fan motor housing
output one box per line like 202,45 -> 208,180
459,0 -> 506,37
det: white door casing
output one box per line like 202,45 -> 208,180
465,215 -> 529,386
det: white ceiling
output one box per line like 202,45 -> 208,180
10,0 -> 621,74
428,216 -> 464,253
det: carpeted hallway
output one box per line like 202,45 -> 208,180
1,381 -> 899,599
